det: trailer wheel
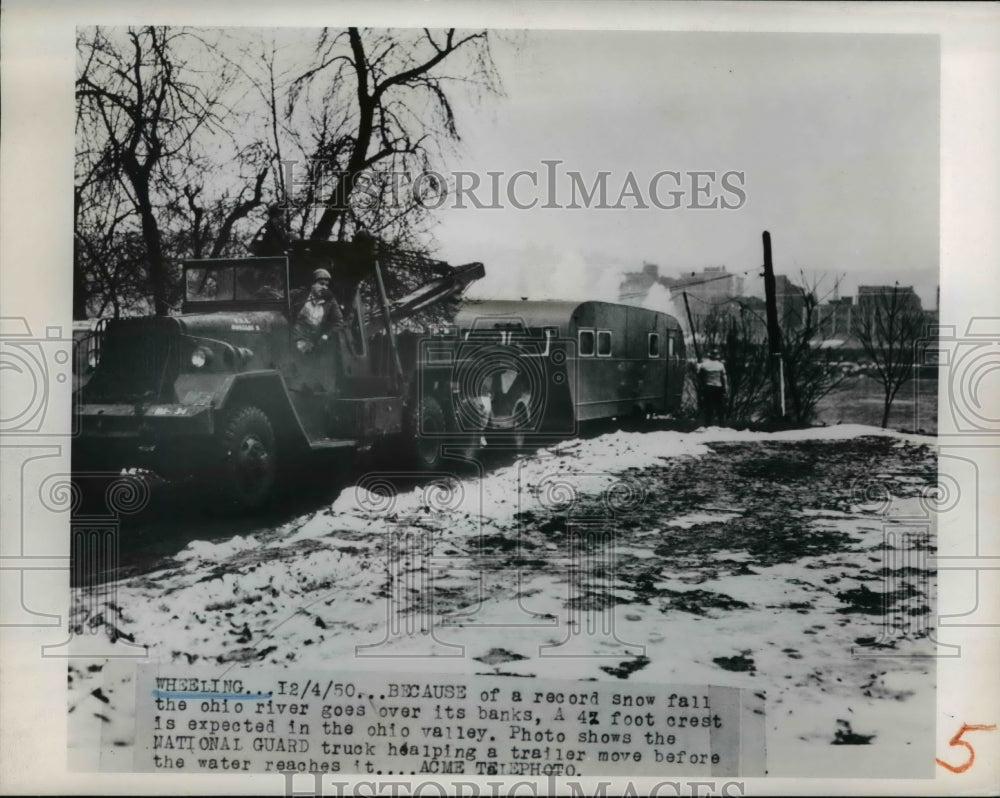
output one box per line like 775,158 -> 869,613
218,405 -> 277,512
412,395 -> 447,470
620,405 -> 649,432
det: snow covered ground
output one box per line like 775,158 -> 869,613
68,424 -> 937,778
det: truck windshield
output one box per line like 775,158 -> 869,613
185,261 -> 287,303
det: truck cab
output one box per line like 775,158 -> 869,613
74,238 -> 483,511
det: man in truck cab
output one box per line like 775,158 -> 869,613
293,268 -> 346,354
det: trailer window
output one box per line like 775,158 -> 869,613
668,336 -> 675,358
597,330 -> 612,357
648,333 -> 660,357
578,329 -> 595,357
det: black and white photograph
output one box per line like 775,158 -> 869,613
1,3 -> 999,796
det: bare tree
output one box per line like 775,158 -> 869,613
721,306 -> 773,425
689,276 -> 852,427
778,288 -> 851,424
76,26 -> 262,315
283,27 -> 502,245
75,27 -> 505,319
852,284 -> 928,428
74,192 -> 150,318
687,304 -> 771,426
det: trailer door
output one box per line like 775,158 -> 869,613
665,326 -> 685,414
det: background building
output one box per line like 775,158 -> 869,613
669,266 -> 745,310
857,284 -> 923,313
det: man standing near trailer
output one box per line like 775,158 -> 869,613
698,348 -> 728,426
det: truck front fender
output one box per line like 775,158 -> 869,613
211,371 -> 310,452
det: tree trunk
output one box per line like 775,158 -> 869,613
309,29 -> 374,242
134,183 -> 170,315
72,243 -> 89,320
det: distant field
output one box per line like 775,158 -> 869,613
814,374 -> 938,434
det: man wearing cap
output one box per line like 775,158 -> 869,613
294,268 -> 346,354
697,348 -> 728,426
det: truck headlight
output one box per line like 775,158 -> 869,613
191,347 -> 213,368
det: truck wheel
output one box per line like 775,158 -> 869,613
219,405 -> 277,511
412,395 -> 447,470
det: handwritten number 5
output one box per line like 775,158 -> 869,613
936,723 -> 997,773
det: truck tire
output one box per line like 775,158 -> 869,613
218,405 -> 277,512
412,395 -> 447,470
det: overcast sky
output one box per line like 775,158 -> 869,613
429,30 -> 939,308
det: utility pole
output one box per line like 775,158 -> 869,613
762,231 -> 785,419
682,291 -> 700,360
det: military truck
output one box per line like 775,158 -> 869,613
73,236 -> 486,511
73,235 -> 687,512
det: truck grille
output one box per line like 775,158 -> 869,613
80,317 -> 180,404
